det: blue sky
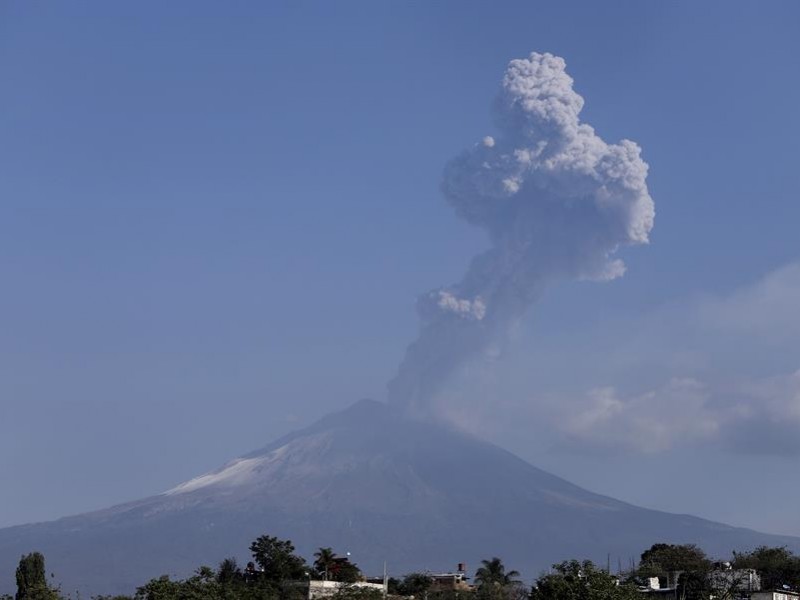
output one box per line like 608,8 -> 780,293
2,1 -> 800,538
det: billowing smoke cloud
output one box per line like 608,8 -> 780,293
388,52 -> 655,412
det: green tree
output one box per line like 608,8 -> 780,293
474,558 -> 520,587
637,544 -> 713,600
314,548 -> 338,581
531,560 -> 640,600
217,557 -> 243,585
329,586 -> 384,600
638,544 -> 711,578
474,558 -> 521,600
134,575 -> 180,600
134,568 -> 225,600
398,573 -> 434,596
329,559 -> 361,584
429,591 -> 477,600
249,535 -> 308,583
732,546 -> 800,591
15,553 -> 59,600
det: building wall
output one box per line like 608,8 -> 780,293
308,580 -> 386,599
751,591 -> 800,600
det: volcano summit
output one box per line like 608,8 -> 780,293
1,399 -> 797,596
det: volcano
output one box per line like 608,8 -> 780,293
1,399 -> 797,596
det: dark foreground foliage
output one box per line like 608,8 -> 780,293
4,538 -> 800,600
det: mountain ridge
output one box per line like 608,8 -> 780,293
2,399 -> 797,596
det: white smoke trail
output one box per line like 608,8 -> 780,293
388,52 -> 655,412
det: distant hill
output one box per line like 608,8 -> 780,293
1,399 -> 797,597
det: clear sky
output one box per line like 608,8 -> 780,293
2,1 -> 800,538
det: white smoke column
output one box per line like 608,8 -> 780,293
388,52 -> 655,412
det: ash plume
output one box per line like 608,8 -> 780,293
388,52 -> 655,412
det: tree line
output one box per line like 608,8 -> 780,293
4,535 -> 800,600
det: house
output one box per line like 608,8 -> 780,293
751,591 -> 800,600
429,572 -> 472,592
638,576 -> 678,600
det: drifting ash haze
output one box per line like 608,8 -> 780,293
389,52 -> 655,412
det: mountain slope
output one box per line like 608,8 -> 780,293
1,399 -> 797,596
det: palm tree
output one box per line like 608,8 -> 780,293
475,557 -> 521,587
314,547 -> 338,581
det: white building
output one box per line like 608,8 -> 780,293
307,580 -> 387,600
751,591 -> 800,600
